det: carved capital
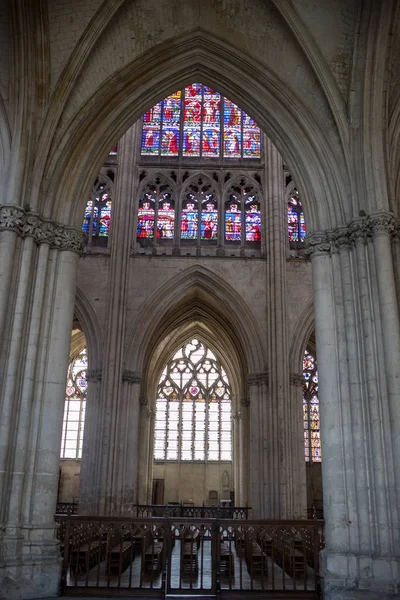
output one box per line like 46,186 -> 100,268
240,396 -> 250,408
368,212 -> 396,237
290,373 -> 304,387
348,219 -> 370,244
304,232 -> 331,258
86,368 -> 102,383
247,372 -> 268,386
122,370 -> 142,384
0,205 -> 86,254
328,226 -> 352,250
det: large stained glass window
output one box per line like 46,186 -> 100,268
141,83 -> 260,159
137,177 -> 174,241
82,178 -> 112,244
181,177 -> 218,241
61,349 -> 87,459
225,179 -> 260,244
154,339 -> 232,462
288,190 -> 306,243
303,350 -> 321,463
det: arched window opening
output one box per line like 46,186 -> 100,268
303,350 -> 321,463
141,83 -> 261,160
288,189 -> 306,244
137,177 -> 175,242
61,349 -> 87,459
82,178 -> 112,246
225,179 -> 260,244
180,177 -> 218,242
154,339 -> 232,462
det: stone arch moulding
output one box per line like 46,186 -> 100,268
37,30 -> 351,233
124,264 -> 266,386
288,297 -> 315,376
74,286 -> 104,372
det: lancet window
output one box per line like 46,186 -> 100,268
288,189 -> 306,243
141,83 -> 261,160
137,177 -> 175,241
82,177 -> 113,245
154,339 -> 232,462
303,350 -> 321,462
181,177 -> 218,241
61,349 -> 87,459
225,178 -> 261,243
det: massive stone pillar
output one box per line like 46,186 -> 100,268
252,138 -> 306,518
0,207 -> 84,599
78,123 -> 142,515
308,213 -> 400,599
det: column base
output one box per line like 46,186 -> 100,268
0,526 -> 62,600
0,558 -> 61,600
322,551 -> 400,599
323,581 -> 400,599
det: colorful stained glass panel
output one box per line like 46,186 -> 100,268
141,102 -> 161,155
243,112 -> 261,158
183,84 -> 202,156
224,99 -> 241,157
137,199 -> 155,239
202,86 -> 220,157
161,92 -> 181,156
181,201 -> 198,239
157,201 -> 175,239
225,203 -> 241,241
201,201 -> 218,240
245,204 -> 261,241
288,205 -> 299,242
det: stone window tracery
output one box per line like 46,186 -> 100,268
181,177 -> 218,242
61,349 -> 87,459
141,83 -> 261,160
303,350 -> 321,462
154,339 -> 232,462
225,178 -> 261,243
82,177 -> 113,246
137,176 -> 175,241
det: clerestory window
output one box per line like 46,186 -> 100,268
141,83 -> 261,160
154,339 -> 232,462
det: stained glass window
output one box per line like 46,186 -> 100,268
303,350 -> 321,463
154,339 -> 232,462
61,349 -> 87,459
288,191 -> 306,243
181,177 -> 217,241
225,179 -> 260,243
82,178 -> 112,244
141,83 -> 261,159
137,178 -> 174,241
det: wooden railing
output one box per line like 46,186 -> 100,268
57,515 -> 324,597
56,502 -> 250,519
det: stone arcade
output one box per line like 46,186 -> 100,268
1,2 -> 400,599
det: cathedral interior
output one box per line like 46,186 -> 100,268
1,2 -> 400,599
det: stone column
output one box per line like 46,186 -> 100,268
0,206 -> 85,600
289,373 -> 307,518
79,123 -> 141,515
307,214 -> 400,599
264,138 -> 296,517
238,397 -> 250,506
248,372 -> 271,518
78,368 -> 103,514
138,394 -> 152,504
